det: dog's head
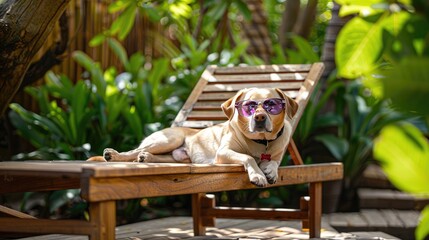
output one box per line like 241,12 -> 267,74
221,88 -> 298,140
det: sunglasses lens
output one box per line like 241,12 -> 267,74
240,101 -> 257,117
263,99 -> 284,115
235,99 -> 284,116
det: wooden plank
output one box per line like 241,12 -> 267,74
328,212 -> 349,228
0,161 -> 86,176
84,163 -> 245,178
187,110 -> 227,120
213,64 -> 312,74
178,120 -> 220,128
198,90 -> 299,101
397,210 -> 420,228
115,216 -> 195,239
0,205 -> 36,219
193,101 -> 224,109
82,163 -> 343,202
211,73 -> 307,82
203,207 -> 308,220
203,82 -> 303,92
379,209 -> 404,228
343,213 -> 368,228
225,219 -> 288,238
361,209 -> 388,228
0,218 -> 94,235
82,162 -> 192,178
0,175 -> 80,193
190,164 -> 244,173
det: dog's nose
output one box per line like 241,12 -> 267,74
254,112 -> 266,122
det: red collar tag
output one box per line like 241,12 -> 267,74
260,153 -> 271,161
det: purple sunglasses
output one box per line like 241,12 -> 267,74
235,98 -> 286,117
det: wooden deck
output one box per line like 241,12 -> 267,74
328,209 -> 421,240
16,216 -> 400,240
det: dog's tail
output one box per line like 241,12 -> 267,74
87,156 -> 106,162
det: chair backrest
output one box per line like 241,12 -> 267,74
172,63 -> 324,133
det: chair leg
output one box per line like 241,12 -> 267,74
192,193 -> 206,236
192,193 -> 216,236
89,200 -> 116,240
309,182 -> 322,238
300,196 -> 309,230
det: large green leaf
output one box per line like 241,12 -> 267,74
382,57 -> 429,115
336,14 -> 384,79
416,206 -> 429,240
108,0 -> 132,13
374,123 -> 429,194
335,0 -> 383,7
118,4 -> 137,40
336,0 -> 385,17
382,13 -> 429,63
108,38 -> 128,67
9,103 -> 63,138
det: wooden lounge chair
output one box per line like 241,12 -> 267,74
0,63 -> 343,239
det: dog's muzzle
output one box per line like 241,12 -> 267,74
250,112 -> 273,132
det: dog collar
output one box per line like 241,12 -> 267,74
251,126 -> 284,146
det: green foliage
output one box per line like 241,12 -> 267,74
374,124 -> 429,194
335,0 -> 429,238
335,0 -> 429,79
272,35 -> 321,64
8,0 -> 334,222
9,39 -> 173,160
314,81 -> 408,185
294,75 -> 343,144
381,57 -> 429,115
374,123 -> 429,240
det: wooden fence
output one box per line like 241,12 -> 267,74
13,0 -> 165,107
5,0 -> 167,156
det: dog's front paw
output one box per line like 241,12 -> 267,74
248,171 -> 268,187
103,148 -> 119,161
259,161 -> 279,184
249,173 -> 268,187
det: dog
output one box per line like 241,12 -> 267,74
88,88 -> 298,187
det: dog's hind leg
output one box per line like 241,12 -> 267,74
104,127 -> 196,162
137,151 -> 191,163
103,148 -> 141,162
137,127 -> 193,154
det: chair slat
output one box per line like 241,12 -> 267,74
187,111 -> 227,121
172,63 -> 322,129
213,64 -> 312,74
198,90 -> 298,102
211,73 -> 307,82
204,82 -> 302,92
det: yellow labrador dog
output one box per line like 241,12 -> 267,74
91,88 -> 298,187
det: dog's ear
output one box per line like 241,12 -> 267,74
275,88 -> 298,119
222,89 -> 245,119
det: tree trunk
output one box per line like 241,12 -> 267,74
239,0 -> 273,63
294,0 -> 318,39
279,0 -> 301,50
0,0 -> 70,116
320,2 -> 349,80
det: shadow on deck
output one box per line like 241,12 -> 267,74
18,216 -> 400,240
